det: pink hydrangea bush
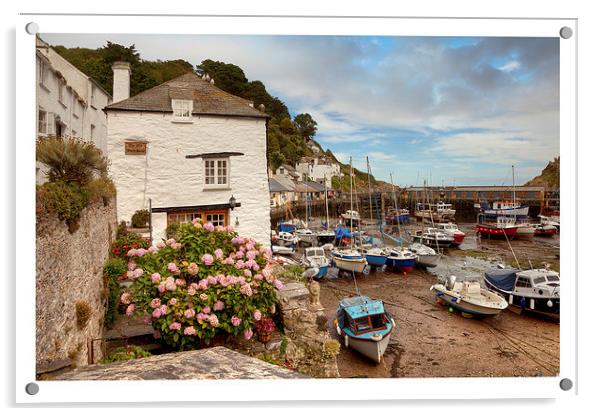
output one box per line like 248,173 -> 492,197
124,222 -> 278,350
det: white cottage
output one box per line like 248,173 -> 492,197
105,65 -> 271,245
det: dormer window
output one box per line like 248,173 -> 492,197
172,99 -> 193,122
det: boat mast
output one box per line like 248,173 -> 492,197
366,156 -> 374,226
512,164 -> 516,205
324,173 -> 329,230
390,172 -> 403,249
349,157 -> 354,237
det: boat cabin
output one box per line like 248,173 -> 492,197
305,247 -> 326,259
436,223 -> 459,232
338,297 -> 389,335
491,201 -> 522,210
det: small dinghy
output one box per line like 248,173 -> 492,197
271,245 -> 295,255
335,296 -> 395,363
272,231 -> 298,247
534,223 -> 557,237
302,247 -> 330,279
383,246 -> 418,273
408,242 -> 441,268
295,228 -> 315,244
430,275 -> 508,317
331,248 -> 368,274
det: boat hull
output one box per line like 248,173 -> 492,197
332,256 -> 367,273
452,233 -> 465,245
386,257 -> 416,273
315,265 -> 329,279
416,253 -> 440,268
476,224 -> 519,239
342,329 -> 392,363
365,254 -> 388,267
434,291 -> 505,316
316,234 -> 336,245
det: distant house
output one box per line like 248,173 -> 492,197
295,157 -> 340,188
104,66 -> 271,245
273,164 -> 300,182
268,177 -> 296,208
36,36 -> 112,182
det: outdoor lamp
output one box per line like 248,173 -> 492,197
229,195 -> 237,210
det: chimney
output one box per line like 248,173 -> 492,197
112,61 -> 131,103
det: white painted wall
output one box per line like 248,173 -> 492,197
295,158 -> 340,188
112,62 -> 131,104
107,111 -> 271,246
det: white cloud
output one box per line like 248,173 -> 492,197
499,60 -> 521,72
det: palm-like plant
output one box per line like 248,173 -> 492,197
36,136 -> 109,185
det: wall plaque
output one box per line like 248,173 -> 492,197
124,141 -> 147,155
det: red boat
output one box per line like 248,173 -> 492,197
534,224 -> 557,236
435,223 -> 466,245
476,216 -> 519,239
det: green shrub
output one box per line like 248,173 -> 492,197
100,345 -> 151,364
87,177 -> 116,206
36,136 -> 109,185
117,221 -> 128,238
131,209 -> 150,228
37,181 -> 90,233
165,222 -> 181,240
103,257 -> 127,329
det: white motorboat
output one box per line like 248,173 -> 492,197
435,222 -> 466,245
295,228 -> 315,244
302,247 -> 330,279
271,245 -> 295,255
483,268 -> 560,320
341,210 -> 361,225
431,275 -> 508,317
482,201 -> 529,217
412,228 -> 454,249
408,242 -> 441,268
271,231 -> 298,247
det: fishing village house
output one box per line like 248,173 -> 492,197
104,64 -> 271,245
295,156 -> 341,188
36,36 -> 112,183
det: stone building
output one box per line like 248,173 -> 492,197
105,67 -> 271,245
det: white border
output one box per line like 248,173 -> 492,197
16,14 -> 577,403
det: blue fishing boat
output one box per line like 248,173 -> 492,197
334,296 -> 395,363
384,247 -> 418,273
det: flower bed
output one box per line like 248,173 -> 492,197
120,219 -> 282,350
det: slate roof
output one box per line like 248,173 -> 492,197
295,181 -> 326,193
269,177 -> 296,193
105,72 -> 268,118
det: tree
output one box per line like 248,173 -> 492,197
196,59 -> 248,96
269,152 -> 286,171
279,118 -> 296,134
294,113 -> 318,140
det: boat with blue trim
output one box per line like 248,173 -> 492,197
334,296 -> 395,363
331,248 -> 368,274
383,246 -> 418,273
360,246 -> 388,268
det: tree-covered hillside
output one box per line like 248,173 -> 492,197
525,157 -> 560,189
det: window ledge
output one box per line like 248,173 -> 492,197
171,119 -> 194,124
203,186 -> 231,191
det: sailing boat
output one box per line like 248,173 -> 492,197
294,175 -> 315,245
384,173 -> 418,273
331,157 -> 368,274
316,173 -> 336,245
359,156 -> 389,269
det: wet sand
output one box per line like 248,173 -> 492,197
317,220 -> 560,378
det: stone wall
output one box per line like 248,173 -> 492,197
36,199 -> 117,374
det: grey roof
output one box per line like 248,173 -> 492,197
105,72 -> 268,118
295,181 -> 325,193
269,178 -> 293,193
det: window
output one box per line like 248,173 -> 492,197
167,210 -> 228,226
515,277 -> 532,288
90,85 -> 96,108
204,158 -> 229,187
172,99 -> 193,121
38,60 -> 48,88
205,212 -> 226,226
38,109 -> 55,136
90,124 -> 96,140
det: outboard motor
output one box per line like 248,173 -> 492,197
445,274 -> 457,290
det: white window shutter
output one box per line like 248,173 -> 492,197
47,112 -> 55,135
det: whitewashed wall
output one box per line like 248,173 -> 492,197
107,111 -> 271,246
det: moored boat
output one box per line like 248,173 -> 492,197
408,242 -> 440,268
534,223 -> 557,237
335,296 -> 395,363
341,210 -> 361,226
331,248 -> 368,274
316,229 -> 336,245
430,275 -> 508,317
515,221 -> 535,239
476,215 -> 519,239
481,201 -> 529,217
271,230 -> 298,247
435,222 -> 465,245
295,228 -> 315,244
383,246 -> 418,272
302,247 -> 330,279
411,228 -> 454,248
386,208 -> 410,224
360,246 -> 389,268
483,268 -> 560,320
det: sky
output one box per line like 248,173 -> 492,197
43,34 -> 559,187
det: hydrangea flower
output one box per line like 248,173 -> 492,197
169,322 -> 181,331
184,308 -> 195,319
120,292 -> 132,305
127,261 -> 137,271
150,298 -> 161,308
202,254 -> 214,266
240,284 -> 253,297
214,248 -> 224,259
169,298 -> 178,306
151,273 -> 161,284
231,316 -> 241,327
202,306 -> 211,314
204,222 -> 215,232
199,293 -> 208,301
125,304 -> 135,316
224,257 -> 234,265
166,238 -> 176,245
184,326 -> 197,336
167,262 -> 179,273
156,241 -> 166,249
244,329 -> 253,340
133,268 -> 144,279
274,279 -> 284,290
213,300 -> 225,311
208,314 -> 219,327
253,310 -> 262,321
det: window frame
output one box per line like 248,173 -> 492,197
171,99 -> 193,122
58,81 -> 66,107
203,157 -> 230,189
38,60 -> 48,89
